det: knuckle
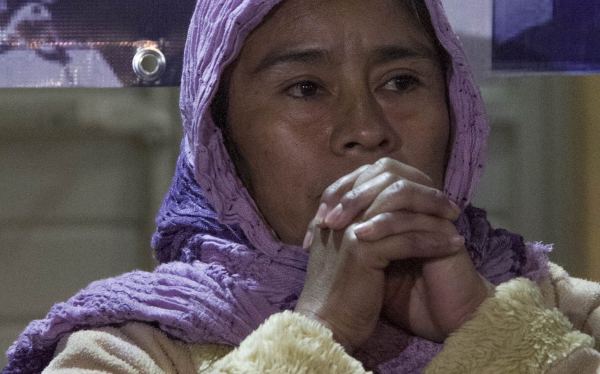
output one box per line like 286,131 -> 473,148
391,179 -> 411,195
341,189 -> 360,205
373,212 -> 393,229
362,164 -> 377,178
322,183 -> 341,202
356,164 -> 371,174
380,171 -> 397,184
377,157 -> 394,168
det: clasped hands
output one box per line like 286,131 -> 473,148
295,158 -> 493,352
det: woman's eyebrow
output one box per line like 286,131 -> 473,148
370,44 -> 439,65
251,48 -> 329,75
251,43 -> 438,75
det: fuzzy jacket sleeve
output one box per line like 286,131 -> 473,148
425,273 -> 599,373
44,311 -> 367,373
541,263 -> 600,351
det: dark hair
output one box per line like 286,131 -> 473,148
406,0 -> 449,65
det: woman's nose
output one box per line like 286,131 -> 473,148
330,92 -> 397,156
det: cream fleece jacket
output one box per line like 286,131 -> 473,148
44,264 -> 600,374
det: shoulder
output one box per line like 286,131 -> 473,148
45,322 -> 231,373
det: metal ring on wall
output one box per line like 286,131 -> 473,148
132,47 -> 166,83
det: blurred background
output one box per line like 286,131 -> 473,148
2,0 -> 600,368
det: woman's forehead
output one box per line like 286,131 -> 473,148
240,0 -> 435,65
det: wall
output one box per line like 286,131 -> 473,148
577,77 -> 600,281
0,88 -> 181,367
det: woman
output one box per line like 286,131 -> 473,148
5,0 -> 600,373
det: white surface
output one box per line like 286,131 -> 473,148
0,50 -> 121,88
442,0 -> 492,39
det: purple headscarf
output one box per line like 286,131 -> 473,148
4,1 -> 551,373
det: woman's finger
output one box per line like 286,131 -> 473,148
319,164 -> 371,217
326,179 -> 459,230
354,211 -> 458,241
353,157 -> 434,189
323,171 -> 397,229
320,158 -> 432,219
322,158 -> 453,229
350,228 -> 465,270
362,180 -> 459,222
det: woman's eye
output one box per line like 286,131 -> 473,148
382,75 -> 420,93
286,81 -> 321,98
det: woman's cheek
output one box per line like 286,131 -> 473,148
252,156 -> 319,244
279,99 -> 332,126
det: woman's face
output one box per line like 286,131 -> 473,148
226,0 -> 449,245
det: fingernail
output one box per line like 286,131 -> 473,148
302,230 -> 314,250
450,235 -> 465,247
324,204 -> 343,226
354,222 -> 373,238
315,203 -> 328,226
